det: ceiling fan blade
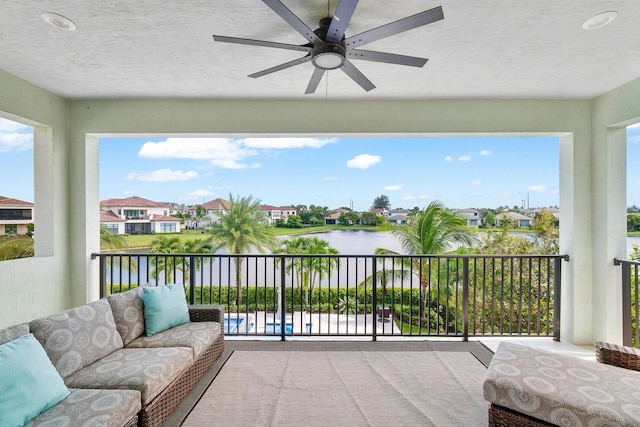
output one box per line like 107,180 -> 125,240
340,60 -> 375,91
345,6 -> 444,49
305,68 -> 326,94
326,0 -> 359,43
248,55 -> 313,78
261,0 -> 322,45
348,49 -> 428,67
212,35 -> 312,53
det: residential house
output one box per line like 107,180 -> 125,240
524,207 -> 561,226
3,2 -> 640,349
186,198 -> 229,228
0,196 -> 34,235
260,205 -> 297,225
324,211 -> 342,225
100,196 -> 181,234
456,209 -> 483,227
387,213 -> 408,225
370,208 -> 390,217
495,212 -> 532,229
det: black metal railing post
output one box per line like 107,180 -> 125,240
189,255 -> 197,304
618,259 -> 633,346
553,257 -> 563,341
280,256 -> 287,341
372,256 -> 378,342
462,257 -> 469,342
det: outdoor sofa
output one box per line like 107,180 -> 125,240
483,341 -> 640,426
0,284 -> 224,427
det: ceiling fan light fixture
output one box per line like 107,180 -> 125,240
311,44 -> 346,70
582,11 -> 617,30
41,12 -> 77,31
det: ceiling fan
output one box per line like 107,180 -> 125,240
212,0 -> 444,94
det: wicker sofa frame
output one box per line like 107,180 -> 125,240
487,341 -> 640,427
139,305 -> 225,427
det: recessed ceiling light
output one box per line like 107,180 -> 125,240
582,11 -> 617,30
41,12 -> 77,31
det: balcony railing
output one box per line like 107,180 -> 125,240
614,258 -> 640,347
93,253 -> 567,341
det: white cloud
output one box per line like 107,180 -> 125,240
480,150 -> 492,156
472,180 -> 482,186
243,138 -> 337,149
629,135 -> 640,145
0,118 -> 33,153
347,154 -> 381,169
444,155 -> 453,162
182,188 -> 216,199
403,194 -> 431,201
529,185 -> 547,192
325,176 -> 339,181
385,184 -> 403,191
458,155 -> 472,162
138,138 -> 258,169
127,168 -> 198,182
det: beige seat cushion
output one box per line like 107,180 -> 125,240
484,342 -> 640,426
63,347 -> 192,405
25,389 -> 141,427
126,321 -> 220,359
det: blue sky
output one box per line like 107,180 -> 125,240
98,135 -> 561,210
17,116 -> 640,210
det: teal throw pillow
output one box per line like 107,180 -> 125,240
143,283 -> 190,336
0,333 -> 70,427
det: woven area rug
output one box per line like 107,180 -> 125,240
182,349 -> 489,426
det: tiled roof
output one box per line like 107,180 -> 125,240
0,196 -> 33,206
101,196 -> 169,208
100,210 -> 125,222
150,214 -> 180,221
191,198 -> 229,211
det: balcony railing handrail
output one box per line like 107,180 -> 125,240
93,252 -> 567,341
94,252 -> 568,260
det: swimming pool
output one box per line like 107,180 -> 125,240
265,322 -> 312,334
265,322 -> 294,334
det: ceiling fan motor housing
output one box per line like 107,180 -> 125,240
311,17 -> 347,70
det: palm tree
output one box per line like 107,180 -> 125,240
0,236 -> 34,261
191,205 -> 210,230
99,226 -> 137,282
276,236 -> 339,305
148,235 -> 213,283
100,225 -> 127,250
375,200 -> 478,321
209,194 -> 277,305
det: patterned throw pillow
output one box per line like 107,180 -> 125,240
142,284 -> 190,336
0,323 -> 30,345
29,299 -> 124,379
106,287 -> 145,345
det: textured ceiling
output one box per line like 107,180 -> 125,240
2,0 -> 640,100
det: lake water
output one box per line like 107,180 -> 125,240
279,230 -> 403,255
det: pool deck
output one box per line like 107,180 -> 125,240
244,311 -> 402,335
